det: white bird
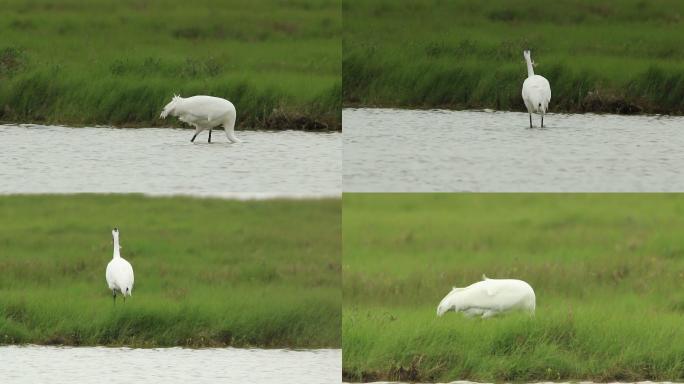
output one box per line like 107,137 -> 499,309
160,94 -> 240,144
106,227 -> 134,304
521,50 -> 551,128
436,274 -> 535,318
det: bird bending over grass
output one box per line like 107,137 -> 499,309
437,274 -> 535,318
106,227 -> 134,304
522,50 -> 551,128
160,94 -> 240,144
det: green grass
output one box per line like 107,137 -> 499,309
0,195 -> 340,348
343,194 -> 684,382
0,0 -> 341,130
343,0 -> 684,114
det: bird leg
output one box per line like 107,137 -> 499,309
191,125 -> 200,143
529,113 -> 532,128
541,114 -> 544,128
112,290 -> 116,305
208,129 -> 212,143
123,295 -> 126,304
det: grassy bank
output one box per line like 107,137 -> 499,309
343,0 -> 684,114
343,194 -> 684,381
0,195 -> 340,348
0,0 -> 340,130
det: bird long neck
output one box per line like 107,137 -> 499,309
525,56 -> 535,78
112,235 -> 121,258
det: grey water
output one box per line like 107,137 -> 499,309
0,345 -> 340,383
0,125 -> 341,197
344,108 -> 684,192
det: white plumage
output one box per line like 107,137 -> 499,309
437,275 -> 535,318
521,50 -> 551,128
106,227 -> 134,304
160,94 -> 240,143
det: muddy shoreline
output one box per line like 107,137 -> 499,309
0,111 -> 341,132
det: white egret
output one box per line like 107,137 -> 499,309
436,274 -> 535,318
160,94 -> 240,143
521,50 -> 551,128
105,227 -> 134,304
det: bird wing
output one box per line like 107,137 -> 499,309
179,96 -> 232,121
522,75 -> 551,110
443,281 -> 498,311
530,76 -> 551,100
120,259 -> 134,291
108,258 -> 134,292
482,279 -> 534,309
124,260 -> 134,288
105,260 -> 116,288
534,76 -> 551,102
442,279 -> 534,315
483,281 -> 505,297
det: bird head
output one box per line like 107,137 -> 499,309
112,227 -> 121,246
523,50 -> 538,67
436,288 -> 458,316
160,94 -> 183,119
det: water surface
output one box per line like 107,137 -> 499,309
344,108 -> 684,192
0,345 -> 340,383
1,125 -> 340,197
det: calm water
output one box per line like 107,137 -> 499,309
0,346 -> 340,383
0,125 -> 340,197
344,108 -> 684,192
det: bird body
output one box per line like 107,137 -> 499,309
161,95 -> 240,143
521,50 -> 551,128
437,275 -> 535,318
106,228 -> 134,303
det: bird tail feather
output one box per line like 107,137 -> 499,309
224,123 -> 241,143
